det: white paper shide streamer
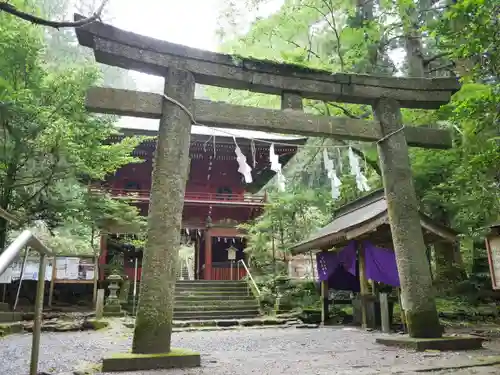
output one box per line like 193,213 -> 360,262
270,143 -> 286,191
234,138 -> 253,183
323,149 -> 342,200
348,147 -> 370,192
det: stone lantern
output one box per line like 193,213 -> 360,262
486,222 -> 500,290
104,274 -> 124,317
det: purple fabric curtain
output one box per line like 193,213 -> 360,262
328,264 -> 360,292
363,241 -> 400,287
316,241 -> 357,281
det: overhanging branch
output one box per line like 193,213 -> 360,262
0,0 -> 109,29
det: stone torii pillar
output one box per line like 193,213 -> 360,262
130,68 -> 195,354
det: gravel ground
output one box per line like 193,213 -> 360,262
1,322 -> 500,375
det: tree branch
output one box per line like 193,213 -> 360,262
326,102 -> 372,119
428,62 -> 455,73
423,52 -> 450,65
322,102 -> 381,176
0,0 -> 109,29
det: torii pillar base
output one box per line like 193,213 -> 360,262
376,335 -> 484,352
101,349 -> 201,372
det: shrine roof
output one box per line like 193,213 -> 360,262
290,189 -> 459,255
111,124 -> 307,193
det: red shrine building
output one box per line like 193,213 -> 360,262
95,125 -> 305,281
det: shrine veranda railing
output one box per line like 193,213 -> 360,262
74,13 -> 459,339
90,186 -> 266,204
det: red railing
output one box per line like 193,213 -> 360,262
201,262 -> 246,281
91,187 -> 266,204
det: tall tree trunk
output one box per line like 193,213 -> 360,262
0,157 -> 19,252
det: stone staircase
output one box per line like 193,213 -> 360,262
125,280 -> 260,321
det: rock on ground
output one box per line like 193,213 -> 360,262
1,321 -> 500,375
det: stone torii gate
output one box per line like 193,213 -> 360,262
74,13 -> 461,367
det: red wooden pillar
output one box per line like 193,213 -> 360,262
98,234 -> 108,281
194,235 -> 200,280
204,229 -> 212,280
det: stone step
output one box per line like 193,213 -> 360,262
125,280 -> 258,321
0,312 -> 23,323
176,280 -> 246,286
128,280 -> 249,295
175,290 -> 249,297
175,295 -> 255,301
174,310 -> 258,320
130,285 -> 249,294
174,304 -> 258,312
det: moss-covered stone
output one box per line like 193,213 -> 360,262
104,305 -> 122,313
84,319 -> 110,330
131,69 -> 195,354
103,311 -> 126,317
374,97 -> 442,338
376,335 -> 484,351
406,308 -> 443,338
102,348 -> 201,372
0,322 -> 23,337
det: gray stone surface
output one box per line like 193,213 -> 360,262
376,335 -> 485,351
1,322 -> 500,375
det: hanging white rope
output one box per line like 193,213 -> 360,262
269,143 -> 286,191
348,147 -> 370,192
323,149 -> 342,200
234,137 -> 253,183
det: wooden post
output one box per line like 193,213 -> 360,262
132,68 -> 195,354
93,256 -> 99,305
30,254 -> 46,375
95,288 -> 105,320
48,257 -> 56,308
204,230 -> 212,280
373,98 -> 441,338
379,293 -> 391,333
397,288 -> 407,333
358,244 -> 370,329
99,234 -> 107,280
321,280 -> 328,325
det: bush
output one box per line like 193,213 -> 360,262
255,276 -> 320,313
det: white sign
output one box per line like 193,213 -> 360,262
488,236 -> 500,289
65,257 -> 80,279
227,246 -> 237,261
6,258 -> 52,282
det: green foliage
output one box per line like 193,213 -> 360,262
239,188 -> 330,268
435,0 -> 499,82
214,0 -> 499,284
0,1 -> 145,252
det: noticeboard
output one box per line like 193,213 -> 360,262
55,257 -> 95,281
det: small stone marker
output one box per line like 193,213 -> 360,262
379,293 -> 390,333
95,289 -> 105,320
